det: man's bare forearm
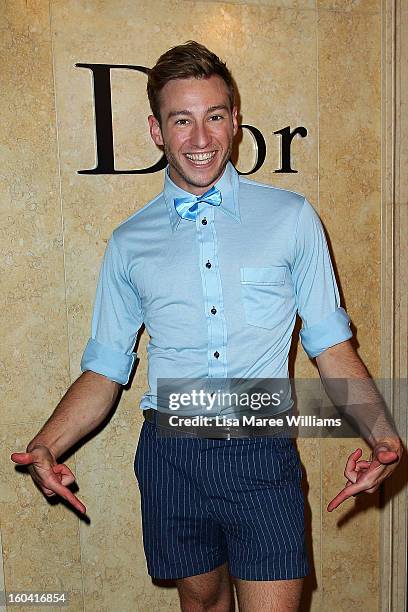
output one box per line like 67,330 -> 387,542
316,340 -> 400,449
26,370 -> 120,459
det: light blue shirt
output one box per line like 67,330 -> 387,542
81,161 -> 352,411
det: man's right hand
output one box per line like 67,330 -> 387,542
11,445 -> 87,515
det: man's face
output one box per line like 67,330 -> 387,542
148,75 -> 238,195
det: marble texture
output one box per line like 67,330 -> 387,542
317,0 -> 380,12
0,0 -> 71,425
1,423 -> 83,612
318,7 -> 382,610
0,529 -> 5,612
1,0 -> 387,610
318,9 -> 381,376
380,3 -> 408,610
190,0 -> 316,8
321,438 -> 379,611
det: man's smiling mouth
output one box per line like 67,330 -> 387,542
185,151 -> 217,164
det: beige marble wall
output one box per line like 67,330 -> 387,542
318,7 -> 381,611
1,0 -> 383,610
1,1 -> 82,611
0,529 -> 5,612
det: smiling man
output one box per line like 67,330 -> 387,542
12,41 -> 402,612
148,74 -> 237,193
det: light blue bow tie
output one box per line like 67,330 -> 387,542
174,185 -> 222,221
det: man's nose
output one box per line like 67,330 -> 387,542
190,122 -> 211,149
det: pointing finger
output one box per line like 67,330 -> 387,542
327,481 -> 366,512
45,478 -> 87,515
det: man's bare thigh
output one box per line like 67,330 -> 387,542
233,576 -> 303,612
174,565 -> 303,612
175,562 -> 235,612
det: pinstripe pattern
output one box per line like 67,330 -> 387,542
134,421 -> 309,581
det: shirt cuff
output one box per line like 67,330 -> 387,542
80,338 -> 136,385
300,307 -> 353,358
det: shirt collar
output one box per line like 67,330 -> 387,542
163,161 -> 241,232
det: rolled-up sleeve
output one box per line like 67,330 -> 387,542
291,198 -> 352,358
81,232 -> 143,384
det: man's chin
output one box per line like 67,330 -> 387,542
180,162 -> 228,190
188,175 -> 220,189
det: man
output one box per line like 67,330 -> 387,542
12,41 -> 402,612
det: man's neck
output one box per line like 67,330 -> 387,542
168,164 -> 228,196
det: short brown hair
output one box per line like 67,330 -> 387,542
147,41 -> 235,123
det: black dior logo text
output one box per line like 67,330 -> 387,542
76,63 -> 308,176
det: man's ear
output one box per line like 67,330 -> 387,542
148,114 -> 164,147
232,106 -> 238,136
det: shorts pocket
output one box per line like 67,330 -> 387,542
240,266 -> 288,329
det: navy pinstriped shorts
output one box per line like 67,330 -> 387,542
134,419 -> 309,581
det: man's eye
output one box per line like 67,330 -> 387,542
175,119 -> 189,125
209,115 -> 223,121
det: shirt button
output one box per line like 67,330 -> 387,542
205,261 -> 212,269
214,351 -> 220,359
201,218 -> 207,225
211,307 -> 217,315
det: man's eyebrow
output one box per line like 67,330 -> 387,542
206,104 -> 229,113
167,109 -> 193,119
166,104 -> 229,120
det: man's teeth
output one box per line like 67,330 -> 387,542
185,152 -> 216,163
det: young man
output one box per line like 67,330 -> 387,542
12,42 -> 402,611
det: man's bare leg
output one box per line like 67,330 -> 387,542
175,562 -> 235,612
233,577 -> 303,612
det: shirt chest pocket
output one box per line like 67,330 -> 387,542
240,266 -> 288,330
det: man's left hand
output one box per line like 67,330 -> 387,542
327,440 -> 403,512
